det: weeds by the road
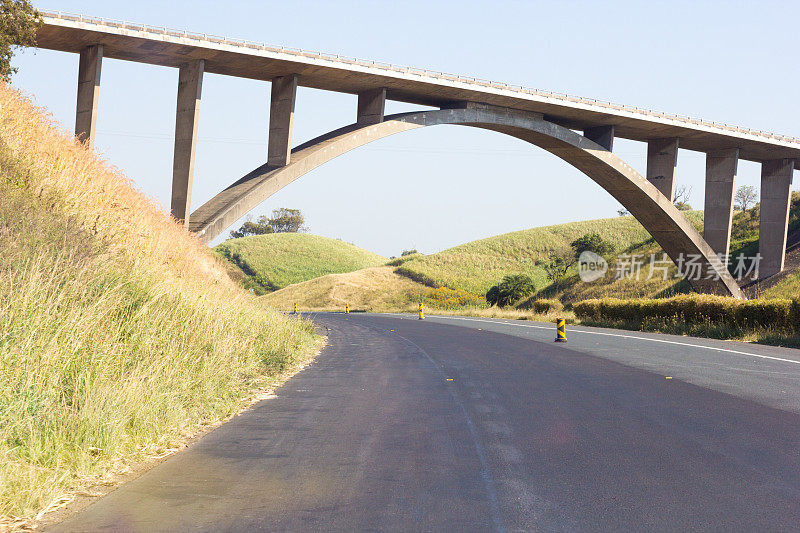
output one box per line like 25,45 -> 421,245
0,84 -> 318,526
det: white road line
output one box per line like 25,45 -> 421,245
409,314 -> 800,367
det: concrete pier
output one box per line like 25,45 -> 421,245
171,59 -> 204,225
267,75 -> 298,167
647,138 -> 680,201
584,125 -> 614,151
75,44 -> 103,146
759,158 -> 795,277
703,148 -> 739,258
357,88 -> 386,125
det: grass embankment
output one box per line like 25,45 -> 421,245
392,217 -> 653,294
0,85 -> 318,526
215,233 -> 386,294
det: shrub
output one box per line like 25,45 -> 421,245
526,298 -> 564,314
486,274 -> 536,308
573,295 -> 800,334
570,232 -> 614,259
425,287 -> 484,309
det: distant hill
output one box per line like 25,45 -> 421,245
233,197 -> 800,306
260,266 -> 429,312
215,233 -> 387,293
392,216 -> 660,295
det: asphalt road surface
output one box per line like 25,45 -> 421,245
50,313 -> 800,532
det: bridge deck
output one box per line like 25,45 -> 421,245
35,11 -> 800,164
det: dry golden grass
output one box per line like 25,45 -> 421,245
0,86 -> 221,284
425,307 -> 575,323
260,266 -> 429,312
0,84 -> 318,528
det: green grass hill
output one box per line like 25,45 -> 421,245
392,215 -> 663,295
542,195 -> 800,305
214,233 -> 387,294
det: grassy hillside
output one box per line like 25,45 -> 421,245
261,266 -> 429,312
543,198 -> 800,305
0,85 -> 318,526
215,233 -> 386,293
393,216 -> 658,295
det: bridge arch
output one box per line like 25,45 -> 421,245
189,105 -> 744,298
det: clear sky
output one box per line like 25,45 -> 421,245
12,0 -> 800,256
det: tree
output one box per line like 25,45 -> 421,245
570,233 -> 614,260
229,208 -> 306,239
543,248 -> 574,285
485,285 -> 501,307
735,185 -> 758,212
401,249 -> 418,257
673,184 -> 692,211
229,216 -> 275,239
268,208 -> 306,233
486,274 -> 536,308
0,0 -> 41,82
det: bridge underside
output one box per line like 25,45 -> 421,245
49,16 -> 800,298
189,105 -> 745,298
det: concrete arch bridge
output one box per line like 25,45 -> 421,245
32,12 -> 800,298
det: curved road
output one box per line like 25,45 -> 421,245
51,313 -> 800,531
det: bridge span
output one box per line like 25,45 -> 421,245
30,11 -> 800,297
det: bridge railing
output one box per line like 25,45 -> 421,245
42,11 -> 800,146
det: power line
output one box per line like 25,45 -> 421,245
95,130 -> 643,158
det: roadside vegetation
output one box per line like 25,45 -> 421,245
575,295 -> 800,346
0,84 -> 319,526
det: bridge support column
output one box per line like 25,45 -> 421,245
357,88 -> 386,125
759,158 -> 794,277
646,138 -> 679,201
75,44 -> 103,146
703,148 -> 739,258
268,74 -> 298,166
171,59 -> 204,225
583,125 -> 614,151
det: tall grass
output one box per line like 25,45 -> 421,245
0,84 -> 317,524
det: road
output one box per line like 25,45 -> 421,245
50,313 -> 800,532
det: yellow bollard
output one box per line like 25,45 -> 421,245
345,303 -> 349,314
293,303 -> 298,315
418,302 -> 424,320
554,318 -> 567,342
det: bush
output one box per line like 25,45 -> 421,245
425,287 -> 484,309
486,274 -> 536,308
573,295 -> 800,333
526,298 -> 564,314
386,254 -> 420,267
